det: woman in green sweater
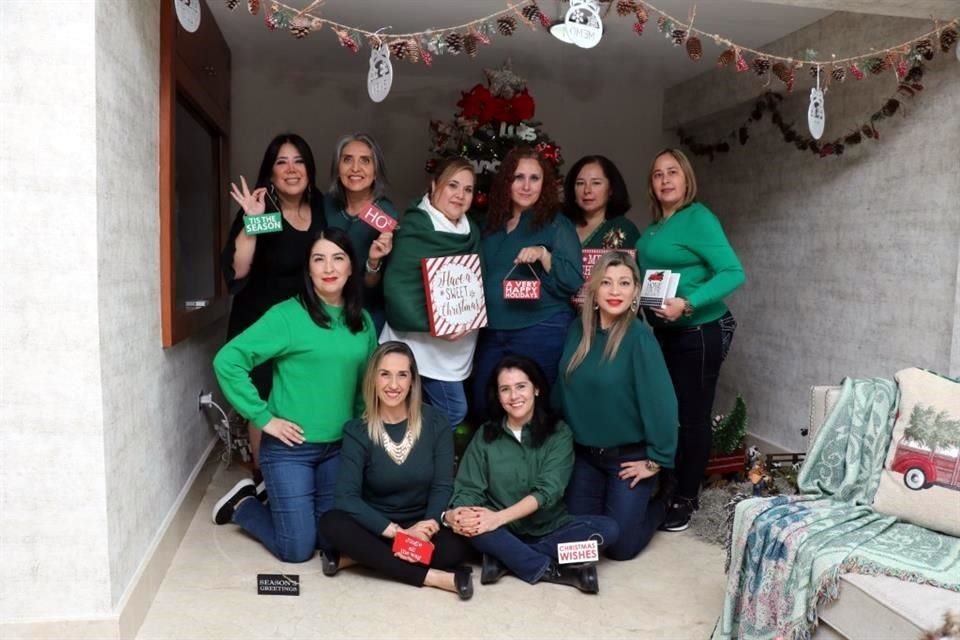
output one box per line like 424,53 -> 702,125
636,148 -> 745,532
318,342 -> 474,600
472,146 -> 583,417
211,227 -> 377,563
448,354 -> 619,593
563,155 -> 640,250
554,251 -> 679,560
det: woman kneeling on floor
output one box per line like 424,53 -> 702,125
446,354 -> 619,593
317,341 -> 474,600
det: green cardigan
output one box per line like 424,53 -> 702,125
450,420 -> 575,537
383,203 -> 482,332
553,319 -> 678,467
213,298 -> 376,443
635,201 -> 745,327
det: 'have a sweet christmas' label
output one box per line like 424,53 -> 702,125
421,254 -> 487,337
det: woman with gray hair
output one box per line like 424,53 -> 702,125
325,133 -> 399,333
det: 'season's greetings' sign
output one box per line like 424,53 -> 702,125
421,254 -> 487,337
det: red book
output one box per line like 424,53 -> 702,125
391,531 -> 435,565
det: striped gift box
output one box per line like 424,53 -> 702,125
421,254 -> 487,337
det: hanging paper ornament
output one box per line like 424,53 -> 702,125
367,45 -> 393,103
616,0 -> 638,16
421,47 -> 433,67
850,62 -> 864,80
686,35 -> 702,61
263,10 -> 277,31
224,0 -> 239,9
717,49 -> 735,67
464,34 -> 479,58
808,68 -> 825,140
735,50 -> 749,73
831,66 -> 846,83
895,57 -> 908,79
337,29 -> 359,53
563,0 -> 604,49
632,20 -> 645,36
772,62 -> 794,92
175,0 -> 202,32
247,0 -> 259,15
521,4 -> 543,24
940,27 -> 958,52
476,31 -> 491,46
445,32 -> 464,54
539,12 -> 552,29
752,57 -> 771,76
497,17 -> 518,36
914,38 -> 935,60
671,29 -> 686,46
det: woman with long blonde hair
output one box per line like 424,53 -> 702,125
553,251 -> 678,560
318,342 -> 474,599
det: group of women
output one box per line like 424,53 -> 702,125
211,131 -> 745,599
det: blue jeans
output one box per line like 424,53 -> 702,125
469,516 -> 619,584
471,309 -> 575,417
233,434 -> 341,562
565,449 -> 665,561
421,377 -> 468,429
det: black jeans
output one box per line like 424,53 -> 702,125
318,510 -> 470,587
654,312 -> 736,504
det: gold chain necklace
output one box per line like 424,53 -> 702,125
381,428 -> 414,465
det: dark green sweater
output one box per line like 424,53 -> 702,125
213,298 -> 376,443
333,405 -> 454,535
635,201 -> 745,327
553,319 -> 678,467
482,211 -> 583,330
450,421 -> 574,537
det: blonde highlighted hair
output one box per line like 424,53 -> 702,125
565,251 -> 642,377
362,341 -> 423,446
647,148 -> 698,222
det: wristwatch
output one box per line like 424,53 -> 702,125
440,510 -> 452,528
645,460 -> 661,473
681,298 -> 694,317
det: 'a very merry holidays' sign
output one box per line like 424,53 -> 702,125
358,203 -> 397,233
572,248 -> 637,305
421,254 -> 487,337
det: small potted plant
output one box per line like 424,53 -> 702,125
705,395 -> 747,476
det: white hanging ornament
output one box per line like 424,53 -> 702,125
367,45 -> 393,103
807,66 -> 826,140
174,0 -> 201,33
564,0 -> 604,49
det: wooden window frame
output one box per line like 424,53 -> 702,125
159,0 -> 231,347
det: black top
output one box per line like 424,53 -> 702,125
222,195 -> 326,339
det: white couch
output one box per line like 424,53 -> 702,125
807,386 -> 960,640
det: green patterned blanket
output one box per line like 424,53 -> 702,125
713,377 -> 960,640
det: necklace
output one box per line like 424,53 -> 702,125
381,427 -> 415,465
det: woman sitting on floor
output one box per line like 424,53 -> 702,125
318,342 -> 474,600
446,354 -> 619,593
212,228 -> 376,563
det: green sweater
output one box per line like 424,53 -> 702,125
635,202 -> 745,328
482,211 -> 583,330
213,298 -> 376,443
450,421 -> 574,537
553,319 -> 678,467
333,405 -> 453,535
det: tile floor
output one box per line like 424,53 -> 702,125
136,465 -> 728,639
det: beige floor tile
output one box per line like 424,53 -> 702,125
137,466 -> 727,640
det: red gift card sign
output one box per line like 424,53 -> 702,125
572,248 -> 636,306
503,279 -> 541,300
556,540 -> 599,564
392,531 -> 435,565
421,254 -> 488,337
359,204 -> 397,233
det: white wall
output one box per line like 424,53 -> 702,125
664,13 -> 960,451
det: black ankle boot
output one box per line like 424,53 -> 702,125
540,562 -> 599,594
454,566 -> 474,601
480,553 -> 508,585
320,550 -> 339,577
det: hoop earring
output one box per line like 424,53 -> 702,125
267,182 -> 278,206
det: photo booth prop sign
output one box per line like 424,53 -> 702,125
256,573 -> 300,596
573,248 -> 636,305
358,203 -> 397,233
243,212 -> 283,235
392,531 -> 435,565
421,254 -> 487,337
502,263 -> 541,300
557,540 -> 599,564
640,269 -> 680,308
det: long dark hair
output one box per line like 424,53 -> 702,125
486,146 -> 561,234
298,228 -> 365,333
563,155 -> 631,226
254,133 -> 322,212
483,354 -> 557,449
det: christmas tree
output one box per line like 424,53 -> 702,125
427,60 -> 563,214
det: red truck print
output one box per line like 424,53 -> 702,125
890,403 -> 960,492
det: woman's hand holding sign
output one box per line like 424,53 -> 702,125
230,175 -> 267,216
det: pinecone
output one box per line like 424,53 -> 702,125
390,40 -> 411,61
445,32 -> 464,54
831,66 -> 846,83
772,62 -> 795,92
247,0 -> 259,15
464,34 -> 478,58
671,29 -> 686,46
915,38 -> 935,60
808,65 -> 822,79
635,6 -> 648,23
225,0 -> 239,9
752,57 -> 771,76
616,0 -> 638,16
717,48 -> 736,67
941,27 -> 958,52
521,4 -> 542,23
497,17 -> 517,36
686,35 -> 703,61
289,24 -> 310,39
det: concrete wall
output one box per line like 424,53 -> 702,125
664,13 -> 960,451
